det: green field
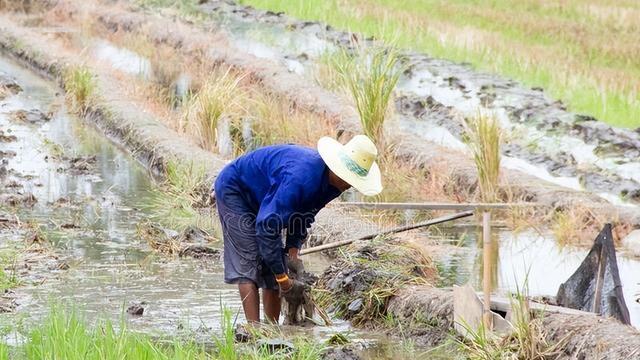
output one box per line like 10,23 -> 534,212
239,0 -> 640,128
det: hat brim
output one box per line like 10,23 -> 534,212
317,137 -> 383,196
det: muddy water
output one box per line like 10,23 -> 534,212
433,226 -> 640,328
0,54 -> 417,355
200,1 -> 640,206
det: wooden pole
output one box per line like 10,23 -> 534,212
482,211 -> 493,331
336,201 -> 536,211
300,210 -> 474,256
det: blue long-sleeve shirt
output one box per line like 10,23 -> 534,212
215,145 -> 341,275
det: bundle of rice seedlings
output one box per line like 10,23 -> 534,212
465,113 -> 501,203
63,65 -> 96,116
334,45 -> 402,147
182,69 -> 245,152
144,161 -> 218,236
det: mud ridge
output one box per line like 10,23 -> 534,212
317,242 -> 640,359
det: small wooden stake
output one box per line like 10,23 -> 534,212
482,211 -> 493,331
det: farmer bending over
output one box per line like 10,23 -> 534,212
213,135 -> 382,323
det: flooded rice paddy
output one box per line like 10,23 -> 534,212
203,1 -> 640,207
1,2 -> 640,354
0,54 -> 428,357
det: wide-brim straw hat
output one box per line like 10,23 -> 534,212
317,135 -> 382,196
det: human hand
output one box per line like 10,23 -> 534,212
280,279 -> 307,305
286,256 -> 304,278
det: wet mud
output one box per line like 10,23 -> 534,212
138,222 -> 220,260
0,71 -> 21,100
8,108 -> 51,124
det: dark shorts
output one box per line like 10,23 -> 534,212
215,179 -> 281,290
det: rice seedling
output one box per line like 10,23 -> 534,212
333,45 -> 402,146
313,50 -> 351,94
182,70 -> 245,152
465,113 -> 501,203
145,160 -> 219,236
0,250 -> 20,293
63,65 -> 96,115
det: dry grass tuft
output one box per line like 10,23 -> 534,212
249,93 -> 335,149
0,0 -> 52,12
456,288 -> 566,360
182,69 -> 245,152
551,206 -> 604,246
136,221 -> 182,256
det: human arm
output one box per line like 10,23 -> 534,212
255,177 -> 304,288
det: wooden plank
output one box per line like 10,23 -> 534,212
482,212 -> 493,330
336,202 -> 538,211
486,295 -> 596,317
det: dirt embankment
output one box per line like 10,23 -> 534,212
90,2 -> 640,230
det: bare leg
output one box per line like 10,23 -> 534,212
262,289 -> 281,323
238,283 -> 260,323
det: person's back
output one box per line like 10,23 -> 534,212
217,144 -> 331,214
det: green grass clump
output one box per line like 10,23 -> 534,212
334,46 -> 402,146
146,160 -> 218,236
63,66 -> 96,115
0,304 -> 328,359
135,0 -> 199,17
465,113 -> 501,203
0,251 -> 20,293
21,306 -> 210,359
183,70 -> 245,152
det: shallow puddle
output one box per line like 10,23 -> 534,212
433,226 -> 640,328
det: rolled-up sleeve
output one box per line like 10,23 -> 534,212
255,177 -> 303,275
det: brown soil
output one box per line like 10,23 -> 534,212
0,130 -> 17,142
8,109 -> 51,124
